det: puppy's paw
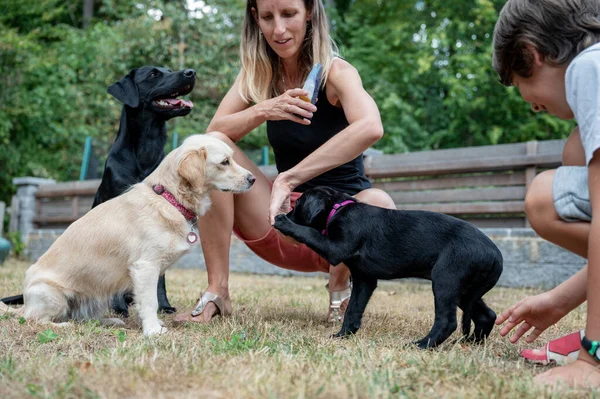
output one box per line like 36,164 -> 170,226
413,337 -> 435,349
158,306 -> 177,314
273,214 -> 289,227
273,215 -> 296,235
330,331 -> 352,339
143,324 -> 168,336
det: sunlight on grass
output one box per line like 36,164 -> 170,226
0,258 -> 596,398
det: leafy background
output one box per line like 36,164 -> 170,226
0,0 -> 575,204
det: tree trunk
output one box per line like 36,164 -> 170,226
83,0 -> 94,29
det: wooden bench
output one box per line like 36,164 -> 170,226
31,139 -> 565,230
364,139 -> 565,227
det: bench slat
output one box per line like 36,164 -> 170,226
36,180 -> 101,198
372,172 -> 526,191
367,153 -> 561,179
33,216 -> 80,225
394,201 -> 525,214
390,186 -> 526,204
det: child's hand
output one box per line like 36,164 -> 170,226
495,291 -> 569,343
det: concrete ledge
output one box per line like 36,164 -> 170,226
24,228 -> 586,289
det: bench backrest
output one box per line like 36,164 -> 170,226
31,139 -> 565,229
365,139 -> 564,227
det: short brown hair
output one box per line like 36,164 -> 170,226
493,0 -> 600,86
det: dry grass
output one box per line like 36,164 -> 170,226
0,258 -> 597,398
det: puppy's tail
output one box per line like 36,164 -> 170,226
461,304 -> 473,337
1,294 -> 24,305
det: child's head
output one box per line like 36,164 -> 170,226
492,0 -> 600,119
493,0 -> 600,87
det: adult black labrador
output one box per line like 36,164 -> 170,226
98,66 -> 196,317
273,186 -> 503,349
0,66 -> 196,315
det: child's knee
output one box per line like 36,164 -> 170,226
524,170 -> 556,226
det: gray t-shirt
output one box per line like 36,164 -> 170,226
566,42 -> 600,165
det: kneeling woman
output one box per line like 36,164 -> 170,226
174,0 -> 395,324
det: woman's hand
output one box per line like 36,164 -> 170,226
495,291 -> 570,343
269,173 -> 297,225
261,89 -> 317,125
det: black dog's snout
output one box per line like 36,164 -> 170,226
247,174 -> 256,186
183,69 -> 196,78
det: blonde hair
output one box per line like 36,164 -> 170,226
238,0 -> 339,103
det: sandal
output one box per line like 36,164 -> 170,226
173,291 -> 232,323
191,291 -> 232,317
520,330 -> 583,365
326,283 -> 351,323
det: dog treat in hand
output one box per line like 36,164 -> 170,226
299,63 -> 323,104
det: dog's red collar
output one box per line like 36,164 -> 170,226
322,199 -> 356,235
152,184 -> 197,222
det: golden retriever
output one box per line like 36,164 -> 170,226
0,134 -> 254,336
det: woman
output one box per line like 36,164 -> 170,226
174,0 -> 394,324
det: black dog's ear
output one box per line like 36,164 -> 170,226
107,69 -> 139,107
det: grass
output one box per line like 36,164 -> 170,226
0,258 -> 597,398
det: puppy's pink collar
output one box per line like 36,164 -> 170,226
152,184 -> 197,221
322,199 -> 356,235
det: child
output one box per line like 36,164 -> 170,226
492,0 -> 600,388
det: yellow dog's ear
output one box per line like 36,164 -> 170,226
177,148 -> 207,188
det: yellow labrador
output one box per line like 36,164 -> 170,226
0,134 -> 254,336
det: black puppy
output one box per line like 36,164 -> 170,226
1,66 -> 197,311
98,66 -> 196,317
274,186 -> 503,349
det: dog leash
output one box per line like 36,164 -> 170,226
152,184 -> 199,245
322,199 -> 356,235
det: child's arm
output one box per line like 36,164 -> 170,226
581,157 -> 600,362
496,266 -> 587,343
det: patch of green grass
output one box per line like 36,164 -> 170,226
37,329 -> 58,344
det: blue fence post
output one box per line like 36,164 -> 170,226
79,136 -> 93,181
172,132 -> 179,151
262,145 -> 269,166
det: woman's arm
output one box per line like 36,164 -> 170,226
269,59 -> 384,222
277,59 -> 383,189
207,73 -> 316,142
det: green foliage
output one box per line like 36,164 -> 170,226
38,328 -> 58,343
6,231 -> 25,258
116,330 -> 127,342
333,0 -> 575,153
0,0 -> 576,205
209,330 -> 275,354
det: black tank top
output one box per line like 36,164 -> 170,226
266,86 -> 371,194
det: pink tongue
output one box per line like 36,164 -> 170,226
162,98 -> 194,108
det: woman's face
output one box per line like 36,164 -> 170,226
252,0 -> 311,60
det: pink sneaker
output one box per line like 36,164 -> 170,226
520,330 -> 583,365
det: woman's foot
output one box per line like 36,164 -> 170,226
326,282 -> 351,323
173,289 -> 232,323
521,330 -> 583,365
535,359 -> 600,388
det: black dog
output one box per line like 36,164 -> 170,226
0,67 -> 197,311
273,186 -> 503,349
97,66 -> 196,317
